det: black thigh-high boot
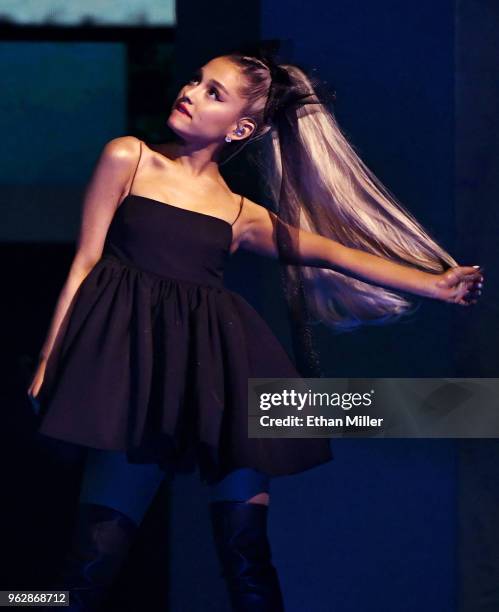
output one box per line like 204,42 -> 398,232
209,500 -> 285,612
53,501 -> 138,611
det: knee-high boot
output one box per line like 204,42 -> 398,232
209,500 -> 285,612
53,501 -> 138,611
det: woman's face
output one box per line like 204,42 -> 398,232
167,56 -> 254,146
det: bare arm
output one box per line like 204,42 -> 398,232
37,136 -> 140,363
238,199 -> 483,305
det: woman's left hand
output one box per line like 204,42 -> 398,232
430,266 -> 484,305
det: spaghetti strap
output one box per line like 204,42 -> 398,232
127,139 -> 143,196
230,194 -> 244,226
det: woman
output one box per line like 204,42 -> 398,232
27,48 -> 483,611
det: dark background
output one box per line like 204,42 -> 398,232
1,0 -> 498,610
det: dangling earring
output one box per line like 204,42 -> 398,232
225,127 -> 244,143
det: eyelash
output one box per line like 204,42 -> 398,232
187,72 -> 222,100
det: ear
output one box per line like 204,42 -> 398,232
233,118 -> 257,141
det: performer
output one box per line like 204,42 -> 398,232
27,46 -> 483,611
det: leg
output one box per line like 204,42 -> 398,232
208,467 -> 270,505
56,449 -> 171,611
79,448 -> 170,526
208,468 -> 285,611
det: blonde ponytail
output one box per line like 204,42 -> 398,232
225,52 -> 458,333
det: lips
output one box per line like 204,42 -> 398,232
175,101 -> 192,118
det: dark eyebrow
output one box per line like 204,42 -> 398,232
199,66 -> 230,97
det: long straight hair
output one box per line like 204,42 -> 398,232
223,53 -> 458,333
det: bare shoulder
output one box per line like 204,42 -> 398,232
241,196 -> 273,215
239,196 -> 277,233
234,195 -> 279,255
92,136 -> 143,200
240,196 -> 277,227
100,135 -> 141,167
